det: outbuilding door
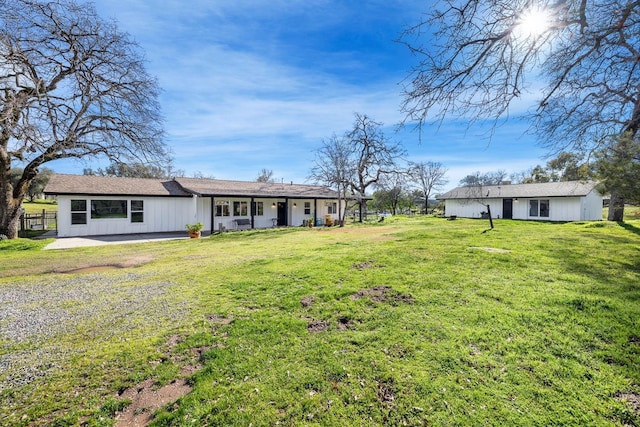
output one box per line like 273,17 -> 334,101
502,199 -> 513,219
277,202 -> 288,226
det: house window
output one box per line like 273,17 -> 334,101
91,200 -> 127,219
328,202 -> 337,214
253,202 -> 264,216
215,201 -> 230,216
131,200 -> 144,223
540,200 -> 550,217
304,202 -> 311,215
233,201 -> 248,216
529,199 -> 550,217
71,199 -> 87,225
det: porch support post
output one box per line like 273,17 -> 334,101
210,196 -> 215,234
313,199 -> 318,225
250,197 -> 255,228
285,197 -> 289,226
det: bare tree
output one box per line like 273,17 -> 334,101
256,168 -> 275,183
408,161 -> 448,214
459,170 -> 507,187
309,134 -> 352,226
374,170 -> 409,215
458,171 -> 503,229
0,0 -> 166,238
400,0 -> 640,221
347,113 -> 405,222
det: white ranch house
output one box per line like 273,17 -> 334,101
439,181 -> 603,222
45,174 -> 346,237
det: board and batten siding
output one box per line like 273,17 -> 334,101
444,191 -> 602,222
444,199 -> 502,219
581,189 -> 604,221
56,195 -> 195,237
210,197 -> 342,231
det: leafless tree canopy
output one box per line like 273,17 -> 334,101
256,168 -> 275,183
400,1 -> 640,153
0,0 -> 165,237
348,113 -> 405,213
310,113 -> 405,222
309,134 -> 353,225
408,161 -> 448,212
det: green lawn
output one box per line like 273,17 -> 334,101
1,217 -> 639,426
20,199 -> 58,214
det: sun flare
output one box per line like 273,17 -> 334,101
515,7 -> 551,38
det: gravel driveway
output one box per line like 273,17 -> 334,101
0,271 -> 188,403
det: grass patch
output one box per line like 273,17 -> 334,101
1,217 -> 639,425
21,199 -> 58,214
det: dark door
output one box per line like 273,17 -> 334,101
502,199 -> 513,219
277,202 -> 287,226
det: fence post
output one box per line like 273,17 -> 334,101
20,210 -> 26,237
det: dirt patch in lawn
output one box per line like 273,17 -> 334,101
115,378 -> 192,427
61,255 -> 155,274
616,392 -> 640,416
352,260 -> 379,270
300,296 -> 316,307
114,314 -> 231,426
206,314 -> 234,325
468,247 -> 511,253
349,286 -> 414,304
307,320 -> 331,333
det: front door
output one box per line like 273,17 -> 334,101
277,202 -> 288,226
502,199 -> 513,219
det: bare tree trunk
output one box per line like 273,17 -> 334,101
486,204 -> 494,229
0,179 -> 21,239
607,191 -> 625,221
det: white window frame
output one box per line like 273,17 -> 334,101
529,199 -> 550,218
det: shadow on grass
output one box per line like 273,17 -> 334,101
619,221 -> 640,237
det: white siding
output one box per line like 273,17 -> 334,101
581,189 -> 604,220
57,195 -> 195,237
58,194 -> 344,236
196,197 -> 211,231
445,198 -> 502,218
447,194 -> 603,222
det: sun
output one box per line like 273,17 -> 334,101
514,7 -> 552,38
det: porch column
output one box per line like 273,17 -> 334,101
250,197 -> 255,228
210,196 -> 215,234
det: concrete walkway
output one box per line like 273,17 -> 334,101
41,231 -> 196,250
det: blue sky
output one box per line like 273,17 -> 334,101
51,0 -> 549,191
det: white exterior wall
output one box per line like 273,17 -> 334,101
57,195 -> 195,237
212,197 -> 342,231
445,198 -> 502,219
57,195 -> 344,237
446,194 -> 603,222
581,190 -> 604,221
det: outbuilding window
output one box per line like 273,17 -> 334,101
529,199 -> 550,218
304,202 -> 311,215
328,202 -> 337,214
131,200 -> 144,223
71,200 -> 87,225
91,200 -> 127,219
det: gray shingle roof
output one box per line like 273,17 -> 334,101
44,174 -> 341,199
45,174 -> 191,197
439,181 -> 600,200
175,177 -> 339,199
